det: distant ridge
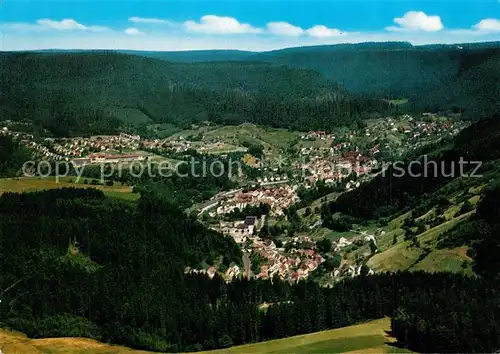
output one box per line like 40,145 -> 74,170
15,40 -> 499,63
117,49 -> 255,63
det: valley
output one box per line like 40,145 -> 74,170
0,39 -> 499,354
0,111 -> 471,284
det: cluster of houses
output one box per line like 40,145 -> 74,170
205,212 -> 328,283
219,216 -> 260,244
159,137 -> 193,153
185,266 -> 217,279
225,265 -> 242,280
184,264 -> 242,282
234,186 -> 299,216
22,138 -> 68,162
34,133 -> 149,167
209,186 -> 299,217
186,228 -> 377,283
256,175 -> 288,185
1,127 -> 70,162
402,118 -> 466,140
1,128 -> 148,165
363,115 -> 467,143
333,264 -> 374,278
301,131 -> 333,141
51,133 -> 141,158
253,236 -> 325,282
301,150 -> 377,185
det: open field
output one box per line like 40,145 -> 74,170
110,108 -> 153,126
368,241 -> 423,272
0,177 -> 139,201
204,123 -> 298,148
146,123 -> 182,138
197,318 -> 409,354
168,123 -> 300,157
205,144 -> 247,155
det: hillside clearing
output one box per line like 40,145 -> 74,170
196,318 -> 406,354
411,246 -> 473,274
109,108 -> 153,126
168,123 -> 300,156
0,177 -> 138,201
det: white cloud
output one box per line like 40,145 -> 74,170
266,22 -> 304,36
306,25 -> 342,38
37,19 -> 86,30
473,18 -> 500,32
387,11 -> 444,32
3,19 -> 109,32
128,17 -> 175,26
184,15 -> 261,34
125,27 -> 144,36
36,18 -> 108,32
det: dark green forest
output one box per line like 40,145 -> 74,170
0,135 -> 32,177
1,188 -> 500,352
2,42 -> 499,137
0,52 -> 389,136
126,41 -> 500,118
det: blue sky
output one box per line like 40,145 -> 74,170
1,1 -> 499,51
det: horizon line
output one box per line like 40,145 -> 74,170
2,40 -> 499,54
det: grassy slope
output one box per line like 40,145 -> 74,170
331,179 -> 487,274
0,328 -> 149,354
0,318 -> 409,354
0,177 -> 139,201
366,198 -> 478,274
196,318 -> 408,354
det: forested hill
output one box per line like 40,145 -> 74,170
122,41 -> 500,119
3,42 -> 498,136
252,41 -> 498,84
252,42 -> 500,117
0,52 -> 388,136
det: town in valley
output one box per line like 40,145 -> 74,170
1,112 -> 468,284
